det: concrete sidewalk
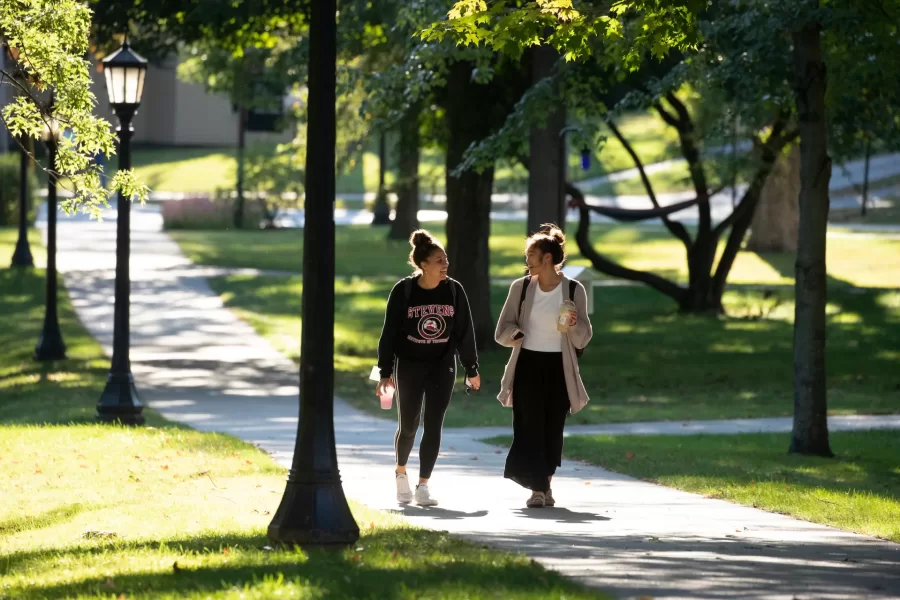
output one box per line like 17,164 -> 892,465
44,205 -> 900,599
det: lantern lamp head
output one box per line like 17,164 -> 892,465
102,41 -> 148,109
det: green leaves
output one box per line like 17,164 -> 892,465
1,0 -> 147,216
423,0 -> 701,67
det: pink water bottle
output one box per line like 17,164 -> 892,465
380,382 -> 395,410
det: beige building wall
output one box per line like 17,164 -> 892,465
2,52 -> 292,150
89,55 -> 292,147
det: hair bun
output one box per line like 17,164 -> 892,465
540,223 -> 566,243
410,229 -> 434,248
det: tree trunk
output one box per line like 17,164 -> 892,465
747,145 -> 800,253
679,279 -> 724,315
527,45 -> 566,235
389,105 -> 421,240
861,139 -> 871,217
372,132 -> 391,225
790,14 -> 833,457
445,62 -> 495,349
234,106 -> 248,229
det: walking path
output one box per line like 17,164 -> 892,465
43,205 -> 900,599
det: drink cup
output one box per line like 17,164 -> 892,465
557,299 -> 576,333
380,383 -> 395,410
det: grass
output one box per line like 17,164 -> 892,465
0,229 -> 604,600
831,197 -> 900,225
1,425 -> 603,599
70,111 -> 681,197
171,223 -> 900,428
0,228 -> 153,425
168,221 -> 900,287
482,430 -> 900,544
207,274 -> 900,428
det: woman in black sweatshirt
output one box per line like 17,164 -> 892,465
376,229 -> 481,506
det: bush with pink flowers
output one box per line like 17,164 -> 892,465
160,192 -> 266,230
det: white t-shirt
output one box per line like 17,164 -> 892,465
522,281 -> 564,352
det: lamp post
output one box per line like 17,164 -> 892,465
34,119 -> 66,361
95,41 -> 147,426
11,137 -> 34,267
267,0 -> 359,546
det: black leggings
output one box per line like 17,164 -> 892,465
504,348 -> 570,492
394,354 -> 456,480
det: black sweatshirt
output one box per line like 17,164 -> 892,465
377,276 -> 479,380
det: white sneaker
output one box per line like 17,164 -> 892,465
415,484 -> 439,507
395,472 -> 413,504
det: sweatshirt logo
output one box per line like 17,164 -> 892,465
418,315 -> 447,340
408,304 -> 453,344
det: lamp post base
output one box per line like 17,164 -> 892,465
268,474 -> 360,547
96,372 -> 144,425
34,326 -> 67,361
11,236 -> 34,268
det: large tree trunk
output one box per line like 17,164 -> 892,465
747,145 -> 800,253
527,45 -> 566,235
790,13 -> 833,457
389,105 -> 420,240
372,132 -> 391,225
445,62 -> 495,349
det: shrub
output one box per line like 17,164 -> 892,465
160,192 -> 266,231
0,152 -> 38,227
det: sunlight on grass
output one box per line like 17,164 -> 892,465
484,430 -> 900,544
206,272 -> 900,428
170,222 -> 900,289
1,426 -> 600,599
0,243 -> 602,599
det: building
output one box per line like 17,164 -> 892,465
1,52 -> 291,151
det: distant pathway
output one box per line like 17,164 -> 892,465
39,204 -> 900,600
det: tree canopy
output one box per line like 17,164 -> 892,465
1,0 -> 147,215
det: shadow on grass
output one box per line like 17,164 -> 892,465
564,430 -> 900,504
202,257 -> 900,427
3,530 -> 592,599
0,504 -> 88,536
0,268 -> 176,428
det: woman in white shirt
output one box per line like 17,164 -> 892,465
494,224 -> 593,508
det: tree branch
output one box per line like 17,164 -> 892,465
567,187 -> 701,222
570,185 -> 687,305
606,118 -> 693,250
712,119 -> 798,238
653,101 -> 679,128
711,115 -> 796,297
664,92 -> 712,240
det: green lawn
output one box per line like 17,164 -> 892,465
208,274 -> 900,428
75,111 -> 681,197
482,430 -> 900,544
169,221 -> 900,287
831,196 -> 900,225
0,229 -> 603,599
0,228 -> 147,425
173,223 -> 900,427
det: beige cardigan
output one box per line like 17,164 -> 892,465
494,274 -> 593,413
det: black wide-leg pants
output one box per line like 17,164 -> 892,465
504,348 -> 570,492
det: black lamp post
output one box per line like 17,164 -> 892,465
34,119 -> 66,361
95,41 -> 147,426
10,137 -> 34,267
267,0 -> 359,546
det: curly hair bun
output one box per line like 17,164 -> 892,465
408,229 -> 444,273
410,230 -> 434,248
541,223 -> 566,244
